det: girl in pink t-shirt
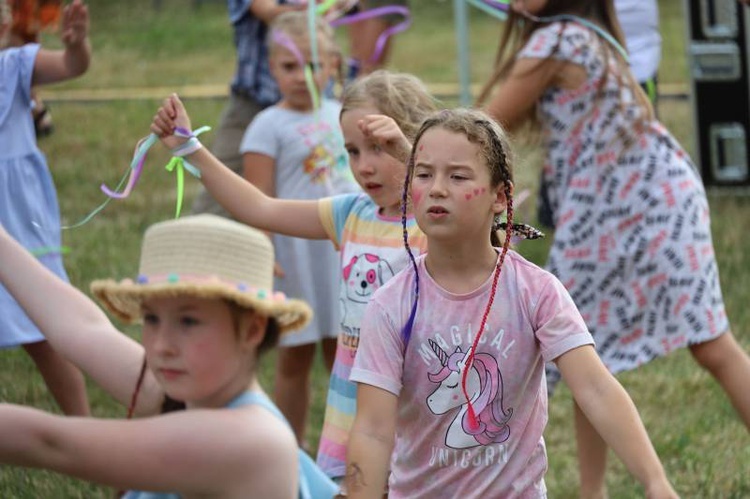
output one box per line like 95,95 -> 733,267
346,108 -> 677,498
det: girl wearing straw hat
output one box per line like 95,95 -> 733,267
151,71 -> 438,490
0,215 -> 337,498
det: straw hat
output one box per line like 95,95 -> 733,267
91,215 -> 312,333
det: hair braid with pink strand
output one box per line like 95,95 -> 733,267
399,108 -> 516,418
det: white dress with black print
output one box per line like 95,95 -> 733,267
519,22 -> 728,387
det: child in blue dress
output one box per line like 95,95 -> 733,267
0,0 -> 89,416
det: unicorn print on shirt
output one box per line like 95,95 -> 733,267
427,339 -> 514,449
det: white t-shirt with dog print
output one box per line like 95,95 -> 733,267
315,192 -> 428,479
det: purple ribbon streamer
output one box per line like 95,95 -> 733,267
330,5 -> 411,64
481,0 -> 509,10
100,135 -> 154,199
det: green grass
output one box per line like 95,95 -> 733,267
1,0 -> 748,496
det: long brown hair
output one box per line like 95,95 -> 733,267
476,0 -> 653,124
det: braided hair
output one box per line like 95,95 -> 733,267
400,109 -> 517,429
399,109 -> 515,341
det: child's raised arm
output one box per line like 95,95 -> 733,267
0,225 -> 163,416
556,346 -> 679,499
32,0 -> 91,86
358,114 -> 412,164
483,57 -> 564,132
151,94 -> 329,240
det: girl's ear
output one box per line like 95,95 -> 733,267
238,312 -> 269,352
492,181 -> 513,215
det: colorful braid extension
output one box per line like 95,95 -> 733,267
462,189 -> 513,430
400,154 -> 420,345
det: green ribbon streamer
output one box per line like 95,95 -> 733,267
304,65 -> 321,110
315,0 -> 336,15
165,125 -> 210,218
307,0 -> 320,104
165,157 -> 187,218
30,245 -> 72,257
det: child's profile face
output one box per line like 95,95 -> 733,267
140,296 -> 254,408
410,127 -> 504,242
340,106 -> 406,217
269,35 -> 335,112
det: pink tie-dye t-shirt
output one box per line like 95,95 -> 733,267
351,251 -> 593,498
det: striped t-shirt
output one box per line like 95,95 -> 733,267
315,192 -> 428,479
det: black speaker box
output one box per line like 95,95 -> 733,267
684,0 -> 750,188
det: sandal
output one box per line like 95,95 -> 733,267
33,105 -> 54,138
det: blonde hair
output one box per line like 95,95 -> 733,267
268,10 -> 339,56
340,70 -> 439,141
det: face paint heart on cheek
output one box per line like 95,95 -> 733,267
411,186 -> 424,207
465,186 -> 488,201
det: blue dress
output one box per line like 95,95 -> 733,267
0,43 -> 69,348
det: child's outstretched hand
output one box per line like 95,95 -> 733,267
151,94 -> 193,150
358,115 -> 412,163
60,0 -> 89,48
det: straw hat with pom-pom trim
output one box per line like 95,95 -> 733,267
90,214 -> 312,334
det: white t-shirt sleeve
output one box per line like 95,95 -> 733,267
532,274 -> 594,362
350,296 -> 406,396
239,110 -> 277,157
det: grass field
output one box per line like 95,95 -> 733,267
0,0 -> 748,497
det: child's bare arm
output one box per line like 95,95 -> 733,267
32,0 -> 91,85
346,384 -> 397,499
151,94 -> 329,240
242,152 -> 286,277
0,224 -> 164,416
556,346 -> 679,499
0,403 -> 297,495
484,57 -> 563,132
